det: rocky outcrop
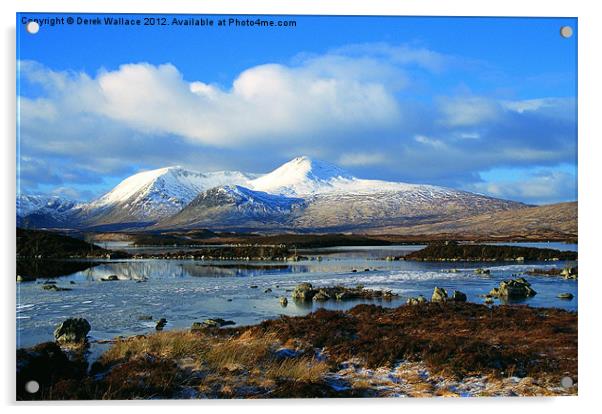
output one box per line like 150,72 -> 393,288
489,278 -> 537,299
406,295 -> 427,305
451,290 -> 467,302
155,318 -> 167,331
291,283 -> 398,303
431,287 -> 448,302
291,283 -> 315,301
191,318 -> 236,330
430,288 -> 467,303
54,318 -> 91,344
101,275 -> 119,281
561,267 -> 578,280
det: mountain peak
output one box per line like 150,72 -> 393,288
250,156 -> 353,196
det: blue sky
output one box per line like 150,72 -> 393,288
17,13 -> 577,204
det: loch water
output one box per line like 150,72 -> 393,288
17,243 -> 577,349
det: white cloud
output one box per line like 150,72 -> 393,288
414,135 -> 447,149
20,59 -> 401,147
438,96 -> 501,127
338,152 -> 388,167
467,171 -> 576,204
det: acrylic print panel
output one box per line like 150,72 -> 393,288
16,13 -> 577,400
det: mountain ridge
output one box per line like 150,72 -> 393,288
17,156 -> 538,232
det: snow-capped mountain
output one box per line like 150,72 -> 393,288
17,194 -> 79,217
76,166 -> 257,227
17,156 -> 527,231
249,156 -> 354,196
157,157 -> 526,231
17,195 -> 81,228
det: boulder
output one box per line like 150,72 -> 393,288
492,278 -> 537,299
264,288 -> 272,293
407,297 -> 419,305
54,318 -> 91,344
155,318 -> 167,331
194,318 -> 236,329
561,267 -> 578,280
292,282 -> 316,301
407,295 -> 427,305
312,289 -> 330,301
475,268 -> 491,275
451,290 -> 467,302
101,275 -> 119,281
279,297 -> 288,306
42,284 -> 71,291
431,287 -> 448,302
557,292 -> 574,300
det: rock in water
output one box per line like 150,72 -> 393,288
557,292 -> 574,300
312,289 -> 330,301
101,275 -> 119,281
431,287 -> 448,302
561,267 -> 578,280
279,297 -> 288,306
42,284 -> 72,291
54,318 -> 91,344
292,282 -> 315,301
451,290 -> 467,302
489,278 -> 537,299
155,318 -> 167,331
191,318 -> 236,330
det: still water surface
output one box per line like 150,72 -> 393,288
17,243 -> 577,349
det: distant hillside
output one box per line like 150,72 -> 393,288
374,202 -> 577,240
405,241 -> 577,261
17,228 -> 112,258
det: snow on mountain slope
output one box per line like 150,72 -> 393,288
249,156 -> 355,196
249,156 -> 451,197
17,194 -> 79,217
82,166 -> 257,222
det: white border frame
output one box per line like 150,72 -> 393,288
2,1 -> 600,412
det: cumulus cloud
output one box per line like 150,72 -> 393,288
466,170 -> 577,205
338,152 -> 388,167
20,59 -> 401,147
438,96 -> 502,127
16,43 -> 577,204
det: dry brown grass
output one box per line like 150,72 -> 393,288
100,331 -> 207,364
94,328 -> 330,398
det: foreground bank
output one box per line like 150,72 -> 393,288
17,301 -> 577,400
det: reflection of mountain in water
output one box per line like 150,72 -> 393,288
70,260 -> 379,280
17,260 -> 100,280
